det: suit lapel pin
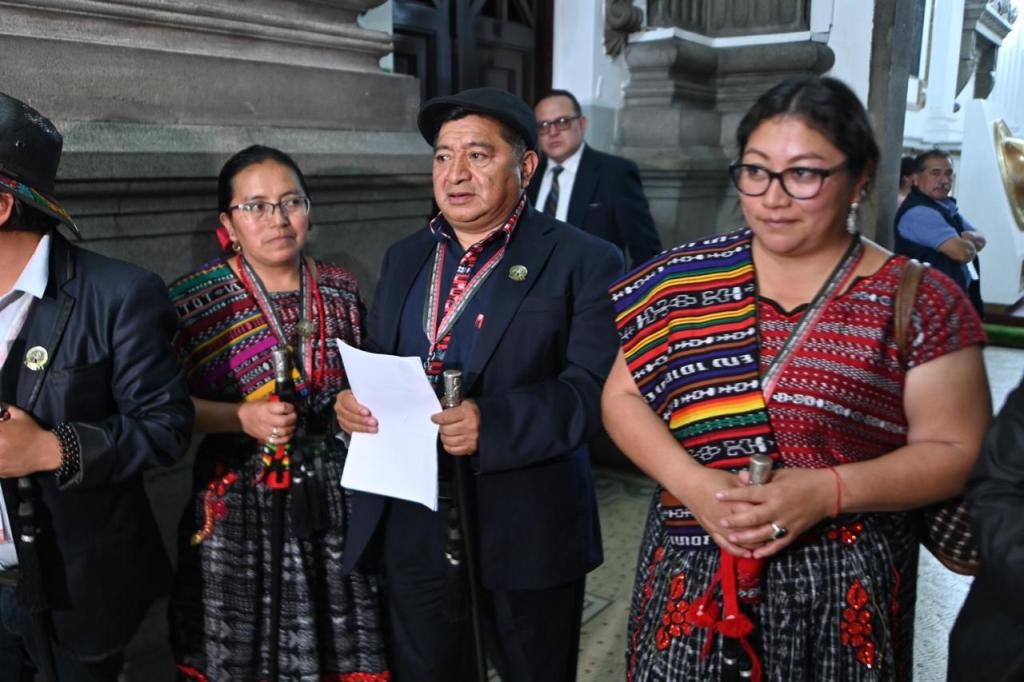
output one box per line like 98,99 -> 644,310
508,264 -> 528,282
24,346 -> 48,372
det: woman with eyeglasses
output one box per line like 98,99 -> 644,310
603,77 -> 989,680
167,146 -> 389,681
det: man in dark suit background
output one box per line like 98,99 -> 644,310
527,89 -> 662,267
0,92 -> 193,680
336,87 -> 622,682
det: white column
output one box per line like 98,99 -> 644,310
904,0 -> 968,149
989,17 -> 1024,133
551,0 -> 634,151
824,0 -> 875,103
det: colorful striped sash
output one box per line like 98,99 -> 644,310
170,260 -> 280,403
610,228 -> 778,546
612,229 -> 779,680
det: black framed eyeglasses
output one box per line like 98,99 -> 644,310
228,196 -> 311,222
728,161 -> 848,200
536,115 -> 581,135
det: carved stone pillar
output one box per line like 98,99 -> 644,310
647,0 -> 811,36
0,0 -> 429,286
958,0 -> 1017,100
615,0 -> 833,244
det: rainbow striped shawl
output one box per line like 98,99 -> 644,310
610,229 -> 779,534
169,259 -> 283,403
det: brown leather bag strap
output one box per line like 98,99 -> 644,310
895,259 -> 926,364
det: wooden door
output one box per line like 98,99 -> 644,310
393,0 -> 552,102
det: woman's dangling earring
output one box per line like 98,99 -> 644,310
846,201 -> 860,234
232,241 -> 242,253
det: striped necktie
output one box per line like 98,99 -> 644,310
543,165 -> 564,216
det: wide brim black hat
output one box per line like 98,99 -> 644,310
418,87 -> 538,152
0,93 -> 79,237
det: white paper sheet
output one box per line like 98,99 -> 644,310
336,340 -> 440,510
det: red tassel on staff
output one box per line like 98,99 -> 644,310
255,395 -> 291,490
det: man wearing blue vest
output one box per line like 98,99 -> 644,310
894,148 -> 986,317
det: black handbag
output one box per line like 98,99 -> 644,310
895,259 -> 980,576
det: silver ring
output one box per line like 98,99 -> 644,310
770,522 -> 788,540
271,426 -> 279,437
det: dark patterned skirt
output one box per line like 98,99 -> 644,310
170,435 -> 389,681
626,492 -> 918,682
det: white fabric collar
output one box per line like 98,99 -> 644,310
548,142 -> 585,175
4,233 -> 50,300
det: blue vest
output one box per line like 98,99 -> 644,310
894,187 -> 983,315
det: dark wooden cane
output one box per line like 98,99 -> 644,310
443,370 -> 487,682
16,477 -> 58,682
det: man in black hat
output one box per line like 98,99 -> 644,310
336,87 -> 623,681
0,92 -> 192,680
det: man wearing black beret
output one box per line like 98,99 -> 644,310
0,92 -> 193,679
337,87 -> 623,681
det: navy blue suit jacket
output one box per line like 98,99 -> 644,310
342,206 -> 623,590
0,234 -> 193,657
528,145 -> 662,267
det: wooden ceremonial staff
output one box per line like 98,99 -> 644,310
442,370 -> 487,682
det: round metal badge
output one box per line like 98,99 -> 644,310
24,346 -> 49,372
508,264 -> 528,282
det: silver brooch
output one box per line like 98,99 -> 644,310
24,346 -> 48,371
508,264 -> 528,282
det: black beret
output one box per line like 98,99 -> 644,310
418,87 -> 538,152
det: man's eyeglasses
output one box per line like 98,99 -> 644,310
728,162 -> 848,200
536,115 -> 581,135
229,196 -> 311,222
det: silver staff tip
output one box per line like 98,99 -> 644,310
748,453 -> 774,485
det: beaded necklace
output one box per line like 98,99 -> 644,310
234,254 -> 327,394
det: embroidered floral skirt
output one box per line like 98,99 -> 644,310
626,492 -> 918,682
169,435 -> 390,682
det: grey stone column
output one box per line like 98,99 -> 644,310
615,0 -> 833,245
0,0 -> 431,287
866,0 -> 914,247
959,0 -> 1017,100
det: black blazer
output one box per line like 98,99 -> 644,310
527,145 -> 662,267
948,376 -> 1024,682
0,234 -> 193,658
342,207 -> 623,590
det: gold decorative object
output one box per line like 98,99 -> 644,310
995,120 -> 1024,232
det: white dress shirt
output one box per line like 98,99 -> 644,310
0,234 -> 50,568
535,143 -> 585,223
